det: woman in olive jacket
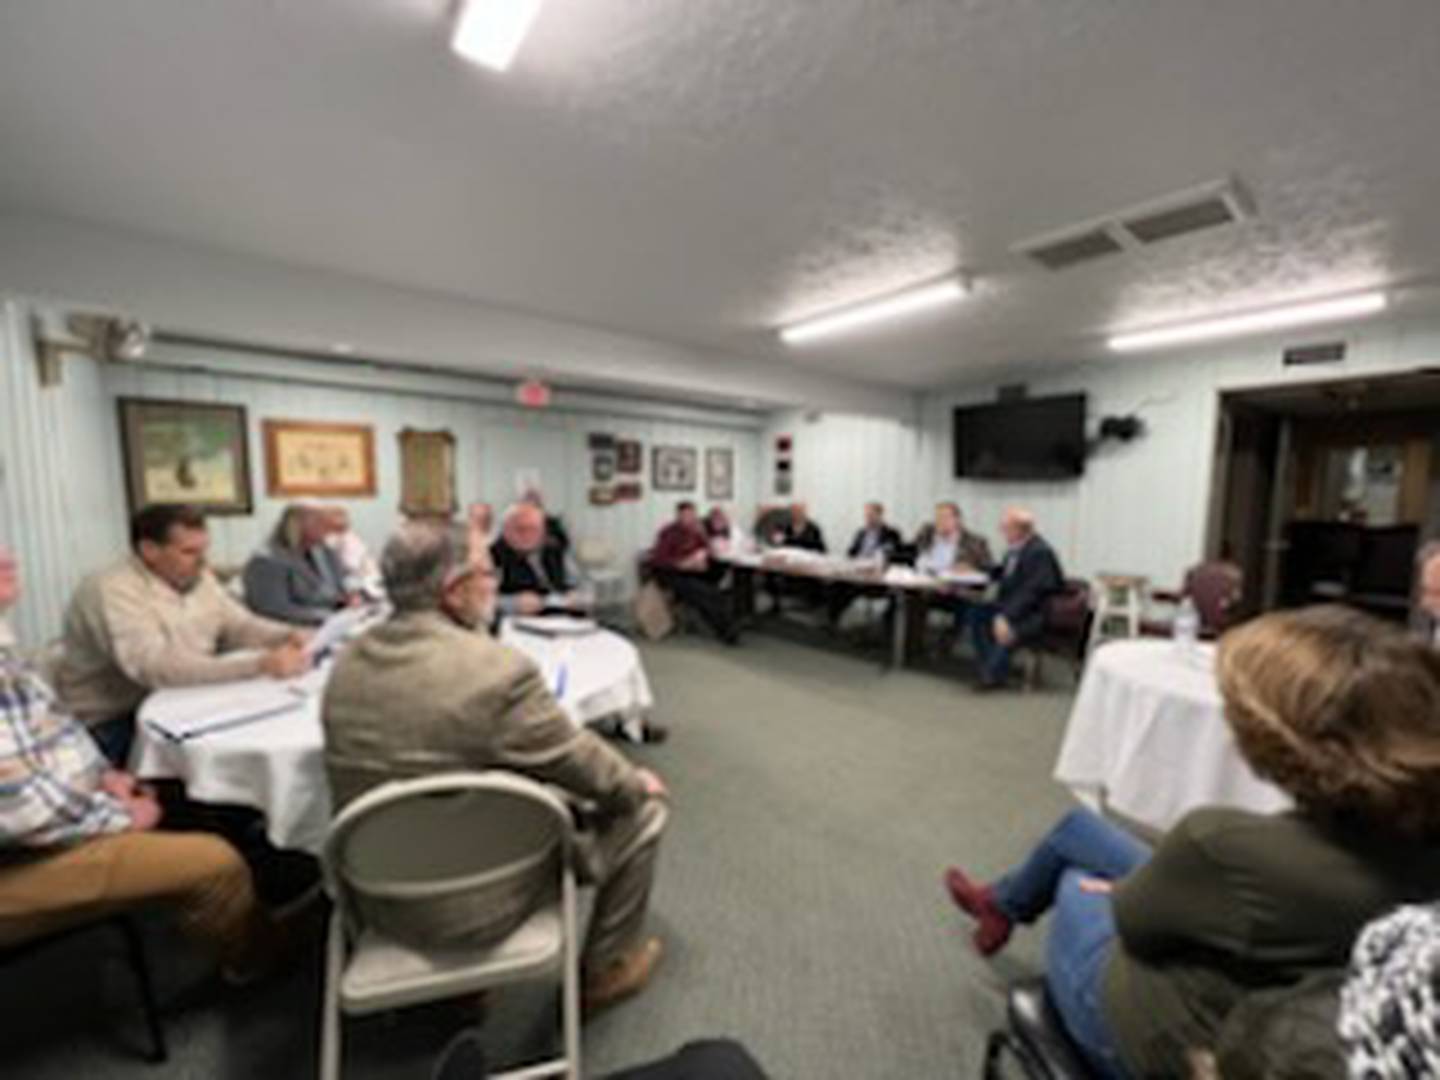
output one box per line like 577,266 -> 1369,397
944,605 -> 1440,1078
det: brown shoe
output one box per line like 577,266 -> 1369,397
582,936 -> 663,1016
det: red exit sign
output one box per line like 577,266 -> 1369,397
515,379 -> 551,408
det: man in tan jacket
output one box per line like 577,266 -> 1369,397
56,504 -> 309,764
322,519 -> 668,1013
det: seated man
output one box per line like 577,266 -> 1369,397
965,507 -> 1063,689
914,502 -> 993,577
323,505 -> 381,598
58,504 -> 309,764
323,521 -> 669,1012
0,546 -> 273,983
244,503 -> 355,625
827,501 -> 902,627
520,487 -> 572,556
769,502 -> 826,552
491,503 -> 586,616
651,502 -> 740,644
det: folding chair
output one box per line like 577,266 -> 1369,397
319,772 -> 580,1080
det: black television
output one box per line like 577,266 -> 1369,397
953,394 -> 1088,480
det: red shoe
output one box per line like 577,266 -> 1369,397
943,867 -> 1013,957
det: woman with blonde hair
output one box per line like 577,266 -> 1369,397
943,605 -> 1440,1078
243,502 -> 353,624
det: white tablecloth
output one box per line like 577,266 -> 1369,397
131,626 -> 654,852
1053,639 -> 1290,834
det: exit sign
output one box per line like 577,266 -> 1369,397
515,379 -> 551,408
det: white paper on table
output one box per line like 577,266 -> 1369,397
510,615 -> 599,637
142,676 -> 312,742
938,569 -> 990,587
305,604 -> 377,665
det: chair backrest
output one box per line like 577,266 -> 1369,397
323,772 -> 573,950
1184,560 -> 1243,634
1041,579 -> 1094,660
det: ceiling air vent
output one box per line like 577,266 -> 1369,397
1018,228 -> 1125,271
1115,178 -> 1253,246
1014,177 -> 1253,271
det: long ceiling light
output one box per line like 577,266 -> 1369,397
451,0 -> 545,72
1108,291 -> 1387,352
780,275 -> 970,346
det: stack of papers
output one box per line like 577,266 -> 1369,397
144,676 -> 314,743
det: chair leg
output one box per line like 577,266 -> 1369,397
560,870 -> 581,1080
116,917 -> 167,1064
319,913 -> 344,1080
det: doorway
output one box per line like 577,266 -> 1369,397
1209,371 -> 1440,622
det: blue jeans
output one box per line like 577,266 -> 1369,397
965,603 -> 1010,684
992,809 -> 1150,1079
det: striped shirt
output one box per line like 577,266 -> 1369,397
0,639 -> 131,849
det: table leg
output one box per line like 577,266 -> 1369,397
890,589 -> 907,669
732,566 -> 756,622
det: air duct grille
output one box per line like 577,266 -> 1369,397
1022,229 -> 1124,271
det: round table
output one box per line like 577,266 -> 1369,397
1052,638 -> 1290,834
132,625 -> 654,852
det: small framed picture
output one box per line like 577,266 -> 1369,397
653,445 -> 697,491
706,447 -> 735,500
617,439 -> 643,474
264,419 -> 377,497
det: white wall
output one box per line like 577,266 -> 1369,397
758,310 -> 1440,583
0,298 -> 762,644
0,213 -> 917,420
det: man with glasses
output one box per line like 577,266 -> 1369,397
323,521 -> 670,1014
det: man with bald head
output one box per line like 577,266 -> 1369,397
323,521 -> 669,1012
491,503 -> 585,616
966,507 -> 1064,690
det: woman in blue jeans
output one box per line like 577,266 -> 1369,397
942,606 -> 1440,1079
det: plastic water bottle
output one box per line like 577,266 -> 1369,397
1173,596 -> 1200,658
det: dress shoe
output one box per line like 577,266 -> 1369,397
641,722 -> 670,744
582,936 -> 663,1016
943,867 -> 1013,956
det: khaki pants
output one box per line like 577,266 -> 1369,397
580,797 -> 669,971
0,832 -> 258,966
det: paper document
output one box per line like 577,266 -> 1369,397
143,676 -> 312,743
306,605 -> 377,660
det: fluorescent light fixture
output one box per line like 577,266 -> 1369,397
451,0 -> 544,72
780,276 -> 969,346
1108,291 -> 1387,352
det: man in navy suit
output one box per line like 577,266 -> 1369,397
967,507 -> 1064,689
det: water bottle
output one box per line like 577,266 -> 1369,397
1173,596 -> 1200,657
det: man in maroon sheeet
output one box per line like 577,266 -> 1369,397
650,502 -> 740,644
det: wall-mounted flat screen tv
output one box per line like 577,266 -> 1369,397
953,393 -> 1088,479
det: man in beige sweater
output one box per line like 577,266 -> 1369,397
57,504 -> 309,764
323,519 -> 669,1014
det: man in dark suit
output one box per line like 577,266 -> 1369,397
772,502 -> 826,552
966,507 -> 1064,689
491,503 -> 584,616
828,502 -> 902,626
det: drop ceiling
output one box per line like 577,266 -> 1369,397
1,0 -> 1439,389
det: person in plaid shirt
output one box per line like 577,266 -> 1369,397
0,546 -> 271,979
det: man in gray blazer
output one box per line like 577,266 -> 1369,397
322,519 -> 669,1014
244,503 -> 352,625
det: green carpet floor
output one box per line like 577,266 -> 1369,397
2,633 -> 1077,1079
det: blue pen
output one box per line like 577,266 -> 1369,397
554,662 -> 568,700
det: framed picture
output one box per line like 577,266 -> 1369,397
263,419 -> 377,497
617,439 -> 643,474
706,447 -> 735,501
398,429 -> 456,516
589,485 -> 616,506
652,445 -> 697,491
614,481 -> 643,502
593,454 -> 616,482
117,397 -> 253,515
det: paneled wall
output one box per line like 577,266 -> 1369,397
0,299 -> 761,643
